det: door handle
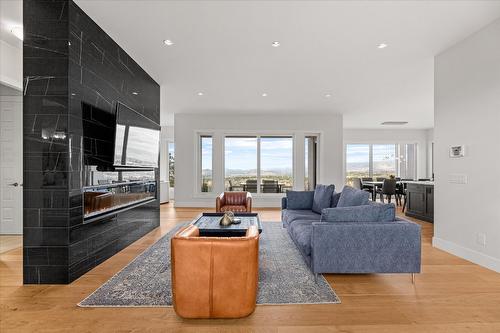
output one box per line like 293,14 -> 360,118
9,182 -> 22,187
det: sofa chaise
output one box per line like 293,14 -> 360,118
281,186 -> 421,280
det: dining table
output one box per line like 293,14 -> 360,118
362,180 -> 404,201
241,183 -> 288,193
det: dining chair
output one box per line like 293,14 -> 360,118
376,178 -> 397,203
262,179 -> 279,193
361,177 -> 373,190
351,177 -> 362,190
376,177 -> 387,182
245,179 -> 258,193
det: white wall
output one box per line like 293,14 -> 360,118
433,18 -> 500,272
425,128 -> 434,179
174,113 -> 343,207
0,40 -> 22,89
343,128 -> 431,179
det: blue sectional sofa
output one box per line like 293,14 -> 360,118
281,187 -> 421,276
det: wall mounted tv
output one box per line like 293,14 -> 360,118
113,103 -> 160,169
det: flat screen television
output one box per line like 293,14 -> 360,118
113,103 -> 160,169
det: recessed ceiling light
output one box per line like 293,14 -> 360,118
197,92 -> 204,96
11,26 -> 23,41
325,93 -> 332,98
132,91 -> 139,95
377,43 -> 388,49
163,39 -> 174,46
381,121 -> 408,125
272,41 -> 280,47
262,93 -> 268,97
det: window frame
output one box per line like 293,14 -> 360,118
195,131 -> 322,197
195,132 -> 215,196
221,132 -> 296,196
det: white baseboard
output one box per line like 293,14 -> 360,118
432,237 -> 500,273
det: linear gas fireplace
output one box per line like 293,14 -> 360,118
83,180 -> 157,223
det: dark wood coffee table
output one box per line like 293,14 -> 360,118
191,212 -> 262,237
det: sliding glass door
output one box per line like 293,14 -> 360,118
223,136 -> 294,194
224,137 -> 258,192
260,136 -> 293,193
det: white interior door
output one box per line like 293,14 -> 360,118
0,94 -> 23,234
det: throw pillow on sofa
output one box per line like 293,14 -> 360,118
285,191 -> 314,210
330,192 -> 341,208
320,203 -> 396,222
337,186 -> 370,207
312,184 -> 335,214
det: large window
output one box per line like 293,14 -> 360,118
225,137 -> 258,192
346,143 -> 417,183
223,135 -> 293,194
200,136 -> 213,192
260,136 -> 293,193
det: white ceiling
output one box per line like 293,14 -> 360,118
3,1 -> 500,128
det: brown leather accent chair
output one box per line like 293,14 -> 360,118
171,225 -> 259,319
216,191 -> 252,212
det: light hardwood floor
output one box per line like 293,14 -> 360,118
1,203 -> 500,332
0,236 -> 22,254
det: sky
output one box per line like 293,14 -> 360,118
201,137 -> 294,172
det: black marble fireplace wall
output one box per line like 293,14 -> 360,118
23,0 -> 160,284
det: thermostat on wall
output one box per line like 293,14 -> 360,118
450,145 -> 465,158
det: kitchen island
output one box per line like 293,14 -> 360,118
405,181 -> 434,222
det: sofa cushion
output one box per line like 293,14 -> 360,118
288,220 -> 313,256
320,203 -> 396,222
330,192 -> 341,208
368,201 -> 396,222
337,186 -> 370,207
286,191 -> 314,210
312,184 -> 335,214
282,209 -> 321,227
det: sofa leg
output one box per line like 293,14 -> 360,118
314,273 -> 319,284
411,273 -> 415,284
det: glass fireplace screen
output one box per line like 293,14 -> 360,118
83,181 -> 157,219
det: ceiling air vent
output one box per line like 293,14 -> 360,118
381,121 -> 408,125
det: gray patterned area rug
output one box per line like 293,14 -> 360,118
79,221 -> 340,307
